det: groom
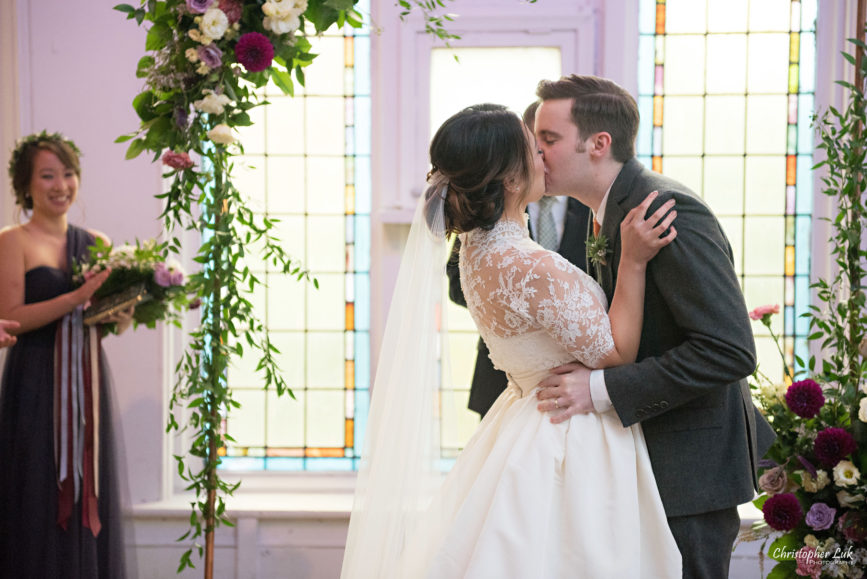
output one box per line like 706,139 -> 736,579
533,75 -> 775,578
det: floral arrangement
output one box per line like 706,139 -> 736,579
76,237 -> 196,330
743,32 -> 867,579
749,304 -> 867,578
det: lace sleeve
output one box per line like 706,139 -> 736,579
525,253 -> 616,368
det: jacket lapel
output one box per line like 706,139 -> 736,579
597,159 -> 643,300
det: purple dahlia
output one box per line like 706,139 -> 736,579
785,379 -> 825,418
762,493 -> 803,531
235,32 -> 274,73
813,427 -> 857,468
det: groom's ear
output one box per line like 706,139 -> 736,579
587,132 -> 612,158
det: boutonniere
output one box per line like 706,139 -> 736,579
586,233 -> 610,267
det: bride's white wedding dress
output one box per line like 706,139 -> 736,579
394,217 -> 682,578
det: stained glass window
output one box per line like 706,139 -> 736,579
637,0 -> 816,380
221,6 -> 371,471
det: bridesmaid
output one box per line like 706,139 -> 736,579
0,132 -> 132,577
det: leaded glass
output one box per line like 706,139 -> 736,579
637,0 -> 815,377
221,5 -> 371,471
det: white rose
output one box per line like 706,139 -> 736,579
200,8 -> 229,40
834,460 -> 861,486
860,397 -> 867,422
263,14 -> 301,34
207,124 -> 237,145
194,91 -> 232,115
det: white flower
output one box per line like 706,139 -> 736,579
196,62 -> 211,75
262,0 -> 307,34
200,8 -> 229,40
185,48 -> 200,63
804,534 -> 819,548
194,91 -> 232,115
860,397 -> 867,422
188,29 -> 202,42
207,123 -> 237,145
800,469 -> 830,492
836,489 -> 865,507
833,460 -> 861,486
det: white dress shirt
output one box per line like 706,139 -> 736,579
590,186 -> 615,413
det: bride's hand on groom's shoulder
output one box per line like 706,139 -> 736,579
536,363 -> 593,424
620,191 -> 678,265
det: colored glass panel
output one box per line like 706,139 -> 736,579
638,0 -> 814,378
223,7 -> 371,470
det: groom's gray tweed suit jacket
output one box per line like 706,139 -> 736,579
600,158 -> 776,518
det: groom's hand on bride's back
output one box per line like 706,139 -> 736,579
536,363 -> 593,424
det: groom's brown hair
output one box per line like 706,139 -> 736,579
536,75 -> 639,163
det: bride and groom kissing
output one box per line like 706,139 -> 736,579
341,74 -> 775,578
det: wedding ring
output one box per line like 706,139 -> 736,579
554,398 -> 560,409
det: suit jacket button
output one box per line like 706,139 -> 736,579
660,400 -> 669,409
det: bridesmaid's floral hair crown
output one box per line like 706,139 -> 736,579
7,130 -> 81,181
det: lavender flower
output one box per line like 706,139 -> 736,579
154,263 -> 172,288
197,44 -> 223,69
805,502 -> 836,531
186,0 -> 214,14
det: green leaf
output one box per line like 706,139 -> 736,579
270,69 -> 295,96
113,3 -> 136,14
767,533 -> 800,561
324,0 -> 357,10
136,55 -> 155,79
125,139 -> 147,160
766,560 -> 798,579
145,22 -> 172,51
132,90 -> 156,122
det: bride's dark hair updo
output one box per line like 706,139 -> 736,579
427,104 -> 533,236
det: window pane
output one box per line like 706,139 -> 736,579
638,0 -> 815,379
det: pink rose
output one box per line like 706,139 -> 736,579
794,546 -> 821,578
154,263 -> 172,288
161,151 -> 194,170
749,304 -> 780,321
218,0 -> 242,23
759,466 -> 788,495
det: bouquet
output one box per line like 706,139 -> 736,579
76,238 -> 197,330
745,306 -> 867,578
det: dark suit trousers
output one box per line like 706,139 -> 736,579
667,507 -> 741,579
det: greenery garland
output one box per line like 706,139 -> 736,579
116,0 -> 357,572
114,0 -> 495,574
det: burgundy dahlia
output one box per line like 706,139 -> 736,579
762,493 -> 803,531
813,427 -> 857,467
235,32 -> 274,73
785,379 -> 825,418
839,511 -> 867,543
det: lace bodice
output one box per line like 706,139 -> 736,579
459,217 -> 615,395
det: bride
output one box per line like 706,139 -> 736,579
341,104 -> 682,578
